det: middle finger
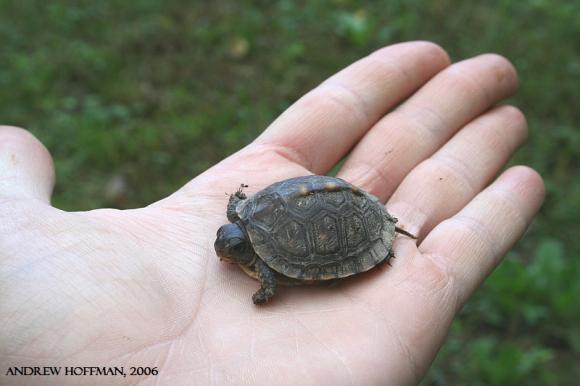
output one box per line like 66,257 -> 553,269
337,54 -> 518,201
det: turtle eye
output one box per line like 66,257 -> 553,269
232,240 -> 244,250
231,238 -> 246,253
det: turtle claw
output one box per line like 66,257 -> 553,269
235,184 -> 249,199
252,289 -> 273,304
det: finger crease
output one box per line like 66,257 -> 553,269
367,53 -> 414,90
250,142 -> 314,172
447,215 -> 499,262
486,187 -> 528,230
447,66 -> 494,107
428,155 -> 479,194
346,160 -> 396,200
318,81 -> 372,128
419,252 -> 460,312
393,104 -> 446,147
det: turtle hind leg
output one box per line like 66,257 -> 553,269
379,249 -> 396,268
252,259 -> 277,305
386,249 -> 396,266
227,184 -> 248,222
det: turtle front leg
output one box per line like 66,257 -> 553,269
227,184 -> 248,223
252,259 -> 277,305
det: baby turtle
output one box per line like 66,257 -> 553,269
214,175 -> 416,304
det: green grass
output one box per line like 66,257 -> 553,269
1,0 -> 579,383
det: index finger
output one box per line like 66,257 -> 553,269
254,41 -> 450,174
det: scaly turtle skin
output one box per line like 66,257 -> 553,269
214,175 -> 415,304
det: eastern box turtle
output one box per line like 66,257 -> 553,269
214,175 -> 415,304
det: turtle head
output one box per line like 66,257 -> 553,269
214,223 -> 255,266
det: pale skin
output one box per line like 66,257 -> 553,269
0,41 -> 544,385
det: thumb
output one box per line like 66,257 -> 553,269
0,126 -> 55,204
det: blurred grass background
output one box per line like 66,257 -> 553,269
1,0 -> 578,383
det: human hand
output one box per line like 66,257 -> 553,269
0,41 -> 544,385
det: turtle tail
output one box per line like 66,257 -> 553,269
395,226 -> 417,239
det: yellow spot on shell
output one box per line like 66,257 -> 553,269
325,182 -> 338,191
299,185 -> 309,196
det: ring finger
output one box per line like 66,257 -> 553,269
387,105 -> 528,239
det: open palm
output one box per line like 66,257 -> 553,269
0,42 -> 544,386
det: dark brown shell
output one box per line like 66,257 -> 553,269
236,176 -> 397,281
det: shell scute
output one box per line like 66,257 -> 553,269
275,219 -> 309,257
311,212 -> 341,256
